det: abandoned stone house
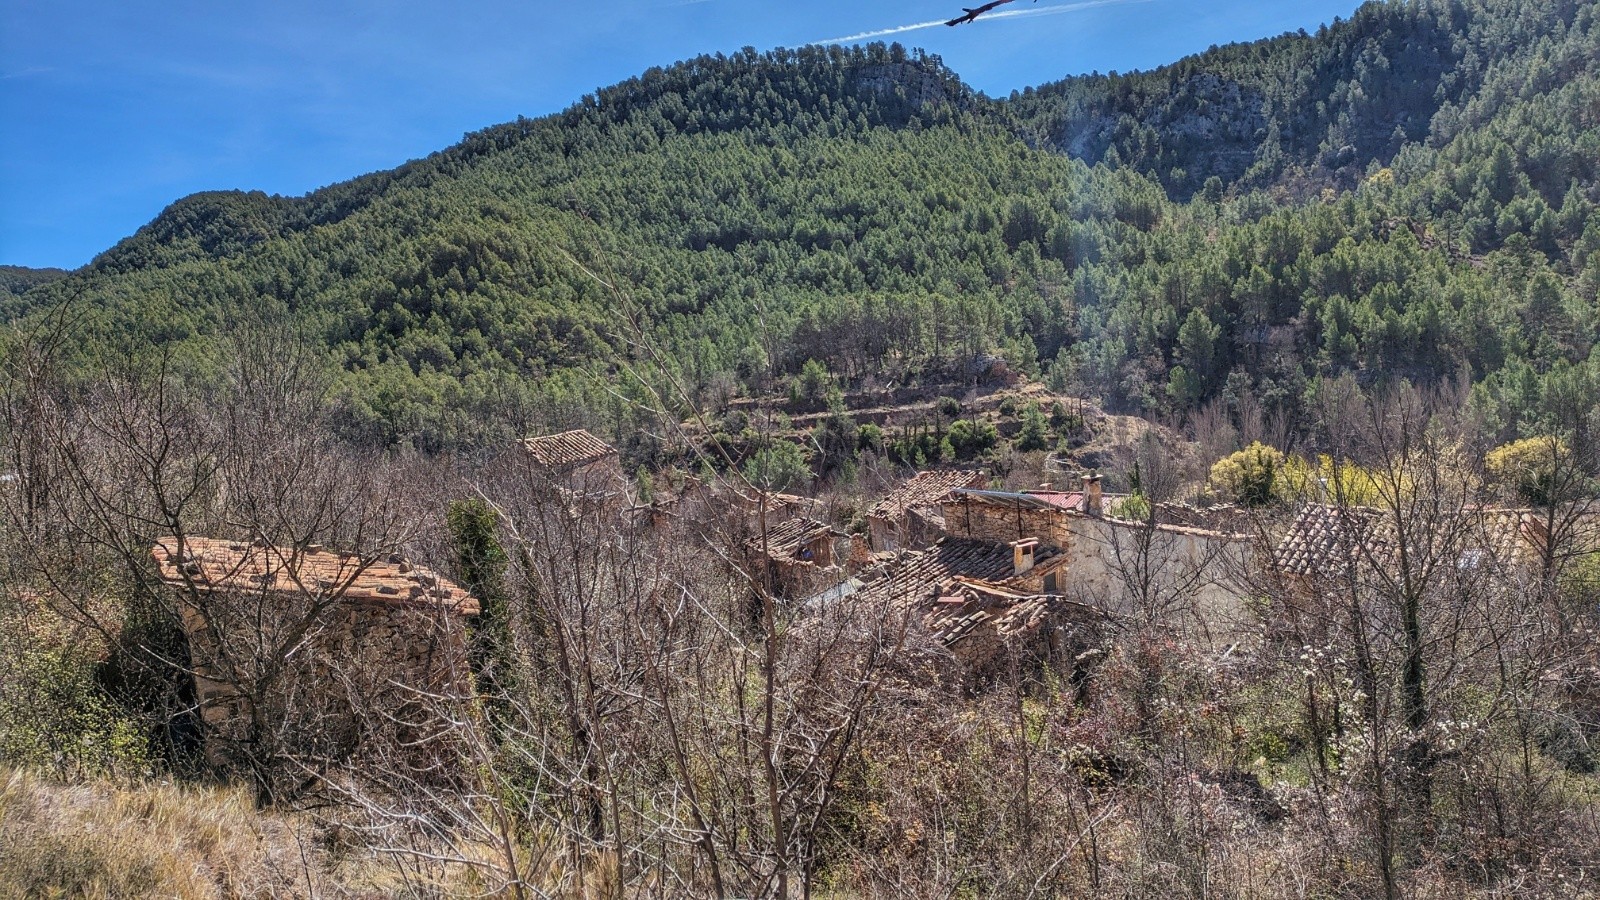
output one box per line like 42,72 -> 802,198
850,535 -> 1100,686
749,515 -> 856,599
940,482 -> 1255,633
866,469 -> 986,551
520,428 -> 627,504
637,474 -> 822,533
150,536 -> 478,777
1272,502 -> 1599,600
718,486 -> 821,530
925,581 -> 1103,685
836,468 -> 1258,682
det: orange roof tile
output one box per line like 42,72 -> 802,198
753,517 -> 840,558
1273,503 -> 1552,578
151,536 -> 479,616
870,470 -> 986,520
522,429 -> 617,472
928,580 -> 1083,648
853,537 -> 1062,608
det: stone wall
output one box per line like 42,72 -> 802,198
177,592 -> 473,781
1060,516 -> 1256,640
937,493 -> 1256,640
940,495 -> 1074,548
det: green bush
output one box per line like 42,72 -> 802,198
947,419 -> 999,460
744,440 -> 810,493
0,643 -> 148,778
1016,403 -> 1050,452
856,423 -> 885,454
1208,442 -> 1286,507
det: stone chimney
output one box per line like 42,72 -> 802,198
1081,473 -> 1103,516
1011,538 -> 1038,575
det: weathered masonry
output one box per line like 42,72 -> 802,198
151,536 -> 478,779
866,469 -> 986,551
941,482 -> 1255,636
520,428 -> 628,501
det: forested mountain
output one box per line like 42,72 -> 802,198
1009,0 -> 1596,198
0,266 -> 68,300
5,0 -> 1597,454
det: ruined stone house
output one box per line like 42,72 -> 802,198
851,535 -> 1102,688
940,476 -> 1256,635
522,428 -> 622,482
749,515 -> 852,600
645,475 -> 821,532
516,428 -> 629,509
866,469 -> 986,551
151,536 -> 478,779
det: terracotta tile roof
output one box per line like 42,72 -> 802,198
854,537 -> 1060,607
1025,490 -> 1083,510
870,470 -> 986,520
1273,505 -> 1380,576
927,580 -> 1069,648
151,536 -> 479,616
522,429 -> 617,472
1022,490 -> 1125,514
755,517 -> 840,558
1470,507 -> 1544,562
763,492 -> 819,514
1273,503 -> 1552,578
849,536 -> 1100,672
1154,502 -> 1249,533
707,484 -> 819,516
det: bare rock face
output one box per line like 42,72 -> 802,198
857,63 -> 953,110
1050,72 -> 1270,194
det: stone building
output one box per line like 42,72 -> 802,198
151,536 -> 478,782
521,428 -> 626,501
649,476 -> 821,532
940,479 -> 1255,636
866,469 -> 986,551
750,516 -> 850,600
851,536 -> 1102,688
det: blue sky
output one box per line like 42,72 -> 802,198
0,0 -> 1362,270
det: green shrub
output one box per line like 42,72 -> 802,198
744,440 -> 810,493
1016,403 -> 1050,452
947,419 -> 999,460
0,644 -> 148,779
1208,442 -> 1286,507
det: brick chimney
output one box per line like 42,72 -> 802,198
1012,538 -> 1038,575
1081,473 -> 1103,516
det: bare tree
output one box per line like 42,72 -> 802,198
1,322 -> 442,805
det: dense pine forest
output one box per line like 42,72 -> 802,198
3,0 -> 1595,457
9,3 -> 1600,895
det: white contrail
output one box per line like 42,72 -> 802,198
815,0 -> 1140,45
816,16 -> 949,44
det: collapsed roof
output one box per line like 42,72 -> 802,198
151,536 -> 480,616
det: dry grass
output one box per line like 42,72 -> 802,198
0,767 -> 612,899
0,767 -> 411,899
